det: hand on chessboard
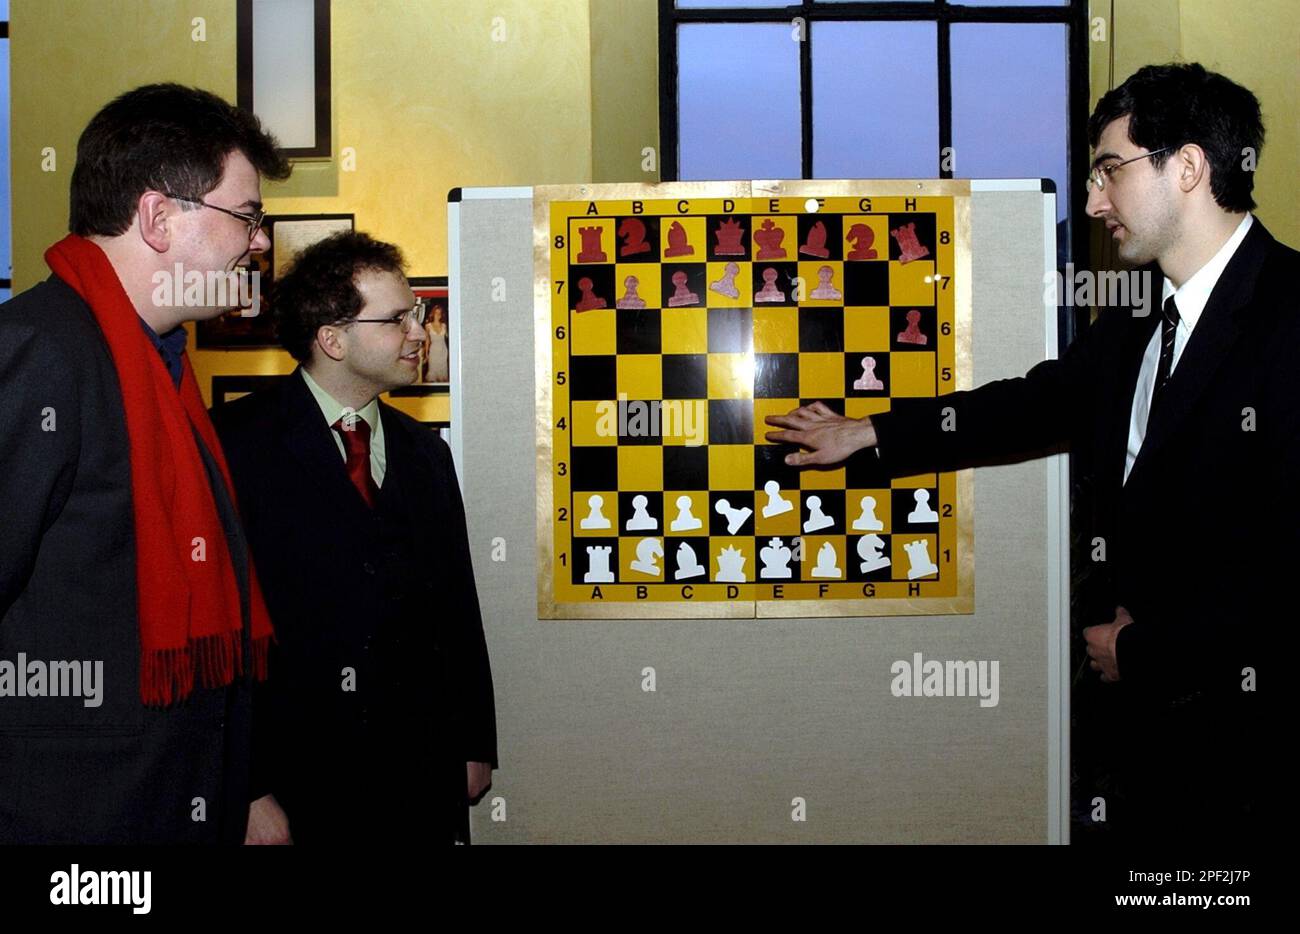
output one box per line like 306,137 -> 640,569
764,401 -> 878,467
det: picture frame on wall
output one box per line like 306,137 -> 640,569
236,0 -> 331,159
389,276 -> 451,398
196,213 -> 354,349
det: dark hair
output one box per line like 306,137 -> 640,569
1088,63 -> 1263,212
70,83 -> 291,237
274,231 -> 408,362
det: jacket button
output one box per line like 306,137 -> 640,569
363,562 -> 376,575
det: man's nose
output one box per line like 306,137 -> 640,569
250,226 -> 271,252
1085,182 -> 1109,219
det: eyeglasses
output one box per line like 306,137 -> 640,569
351,303 -> 427,328
161,192 -> 266,243
1086,147 -> 1174,192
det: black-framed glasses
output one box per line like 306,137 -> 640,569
351,303 -> 427,328
1086,147 -> 1174,192
161,192 -> 266,243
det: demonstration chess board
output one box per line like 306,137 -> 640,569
536,183 -> 973,618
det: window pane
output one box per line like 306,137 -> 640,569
812,21 -> 938,178
678,23 -> 801,180
951,23 -> 1069,230
953,0 -> 1066,6
677,0 -> 788,7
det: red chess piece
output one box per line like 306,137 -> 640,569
890,222 -> 930,264
754,219 -> 787,259
618,217 -> 651,257
897,309 -> 927,345
663,220 -> 695,257
713,217 -> 746,256
846,223 -> 878,260
577,225 -> 608,263
574,276 -> 607,312
799,220 -> 830,258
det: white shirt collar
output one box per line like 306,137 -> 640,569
1160,213 -> 1253,330
300,367 -> 382,436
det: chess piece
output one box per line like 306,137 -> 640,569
714,498 -> 753,535
846,223 -> 878,260
626,494 -> 657,531
754,267 -> 785,303
853,356 -> 884,391
754,219 -> 787,259
580,493 -> 611,530
759,537 -> 793,579
674,542 -> 706,580
709,262 -> 740,299
809,265 -> 842,300
584,545 -> 615,583
618,217 -> 650,257
669,495 -> 702,532
800,220 -> 830,258
903,539 -> 939,579
761,480 -> 793,518
574,276 -> 607,312
667,270 -> 700,307
907,489 -> 939,524
616,275 -> 646,310
713,217 -> 746,256
809,541 -> 841,578
857,534 -> 891,573
851,495 -> 884,531
663,220 -> 695,257
891,221 -> 930,264
897,309 -> 927,345
803,495 -> 833,533
629,537 -> 664,577
576,225 -> 607,263
715,545 -> 747,583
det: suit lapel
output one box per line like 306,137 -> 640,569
278,368 -> 374,522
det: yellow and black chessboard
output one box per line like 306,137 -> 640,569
537,184 -> 973,619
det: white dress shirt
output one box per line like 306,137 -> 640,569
1123,213 -> 1253,485
300,367 -> 387,487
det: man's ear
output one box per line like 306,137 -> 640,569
315,325 -> 347,362
136,192 -> 175,254
1174,143 -> 1211,195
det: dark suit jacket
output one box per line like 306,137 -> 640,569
865,218 -> 1295,835
0,276 -> 255,844
212,369 -> 497,841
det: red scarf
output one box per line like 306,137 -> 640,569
45,234 -> 272,706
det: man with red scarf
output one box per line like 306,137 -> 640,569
0,84 -> 289,843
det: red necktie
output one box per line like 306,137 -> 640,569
332,416 -> 379,508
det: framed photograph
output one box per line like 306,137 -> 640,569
389,276 -> 451,397
211,374 -> 289,409
196,213 -> 354,349
237,0 -> 331,159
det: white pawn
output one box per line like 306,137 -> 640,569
907,489 -> 939,524
714,498 -> 753,535
761,480 -> 793,518
626,494 -> 658,531
629,538 -> 663,577
674,542 -> 706,580
851,495 -> 884,532
803,495 -> 833,533
810,541 -> 842,578
580,493 -> 612,530
857,534 -> 891,573
669,495 -> 702,532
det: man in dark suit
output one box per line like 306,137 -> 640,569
767,63 -> 1293,844
212,232 -> 497,845
0,85 -> 290,843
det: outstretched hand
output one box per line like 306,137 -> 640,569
764,401 -> 877,467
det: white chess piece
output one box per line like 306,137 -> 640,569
857,534 -> 891,573
709,261 -> 740,299
852,356 -> 884,392
759,537 -> 792,579
669,495 -> 702,532
626,494 -> 658,531
579,494 -> 612,530
803,495 -> 833,533
907,489 -> 939,524
810,541 -> 842,578
714,498 -> 753,535
851,495 -> 884,532
761,480 -> 793,518
674,542 -> 706,580
583,545 -> 615,583
715,545 -> 747,583
629,537 -> 663,576
903,539 -> 939,579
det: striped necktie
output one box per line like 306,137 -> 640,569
1149,295 -> 1180,415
